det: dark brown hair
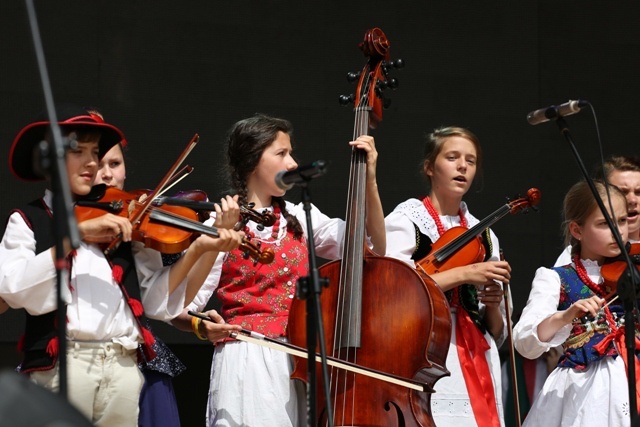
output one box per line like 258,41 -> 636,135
594,155 -> 640,180
225,114 -> 303,239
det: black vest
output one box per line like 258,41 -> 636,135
13,198 -> 147,372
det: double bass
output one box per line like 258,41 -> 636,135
287,28 -> 451,426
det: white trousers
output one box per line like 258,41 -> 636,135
30,341 -> 144,427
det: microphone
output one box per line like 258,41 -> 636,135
275,160 -> 327,190
526,100 -> 588,125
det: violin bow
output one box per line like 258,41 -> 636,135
501,248 -> 522,427
151,165 -> 194,199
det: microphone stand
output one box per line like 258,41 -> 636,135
25,0 -> 80,398
294,182 -> 334,427
555,116 -> 640,424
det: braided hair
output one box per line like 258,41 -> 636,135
224,114 -> 304,239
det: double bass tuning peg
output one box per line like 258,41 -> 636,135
339,94 -> 355,106
376,77 -> 399,91
346,71 -> 361,83
388,58 -> 405,69
381,58 -> 405,76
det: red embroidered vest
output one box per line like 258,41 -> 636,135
216,229 -> 308,338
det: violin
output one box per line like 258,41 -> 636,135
574,243 -> 640,323
601,242 -> 640,293
75,184 -> 275,265
416,188 -> 541,277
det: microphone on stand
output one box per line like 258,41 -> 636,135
526,100 -> 588,125
275,160 -> 327,190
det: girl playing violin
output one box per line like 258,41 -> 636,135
0,104 -> 244,426
513,180 -> 633,427
172,113 -> 386,427
556,155 -> 640,266
385,126 -> 510,427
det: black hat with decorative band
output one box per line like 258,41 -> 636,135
9,104 -> 126,181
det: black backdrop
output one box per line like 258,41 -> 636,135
0,0 -> 637,423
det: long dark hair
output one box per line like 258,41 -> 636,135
225,114 -> 304,239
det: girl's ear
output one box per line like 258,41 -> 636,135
569,221 -> 582,242
423,160 -> 433,177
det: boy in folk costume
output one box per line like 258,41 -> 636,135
0,104 -> 243,426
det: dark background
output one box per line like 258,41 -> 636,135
0,0 -> 637,424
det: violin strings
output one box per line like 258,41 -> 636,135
148,208 -> 219,237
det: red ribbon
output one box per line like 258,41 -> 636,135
594,327 -> 640,412
455,308 -> 501,427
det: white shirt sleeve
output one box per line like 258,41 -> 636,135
185,214 -> 227,313
0,212 -> 67,315
186,252 -> 224,313
133,242 -> 186,321
288,201 -> 345,260
513,267 -> 571,359
384,210 -> 417,267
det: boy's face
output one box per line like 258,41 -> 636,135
66,136 -> 100,196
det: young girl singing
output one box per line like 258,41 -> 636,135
513,180 -> 634,427
172,113 -> 386,427
385,126 -> 510,427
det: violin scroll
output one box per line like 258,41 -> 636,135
239,238 -> 275,265
507,188 -> 541,215
236,203 -> 277,231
